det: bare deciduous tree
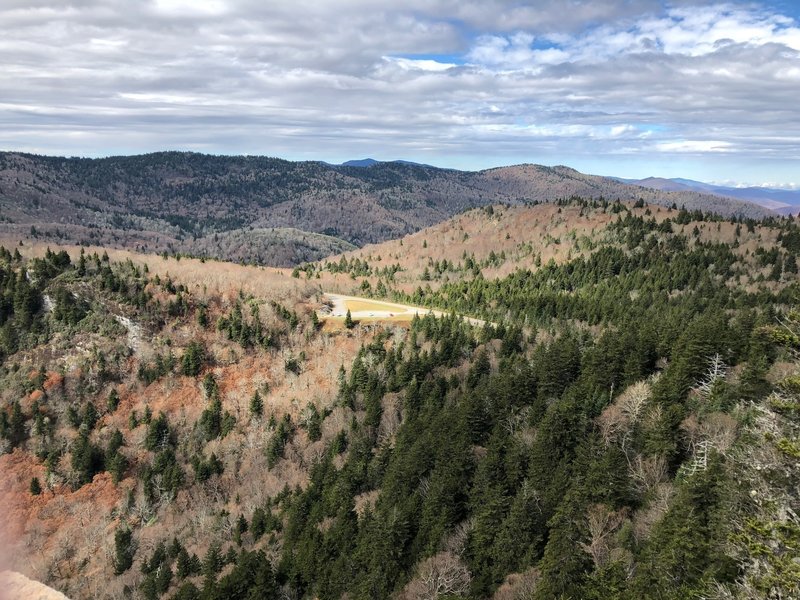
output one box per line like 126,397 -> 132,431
681,412 -> 737,473
628,454 -> 668,495
492,567 -> 540,600
632,482 -> 674,543
580,504 -> 629,568
399,551 -> 471,600
693,353 -> 728,400
597,380 -> 651,448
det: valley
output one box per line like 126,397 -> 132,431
4,0 -> 800,598
1,198 -> 798,599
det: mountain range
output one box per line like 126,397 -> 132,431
621,176 -> 800,215
0,151 -> 777,267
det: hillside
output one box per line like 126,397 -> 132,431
626,177 -> 800,215
0,152 -> 773,267
309,200 -> 790,300
1,199 -> 798,599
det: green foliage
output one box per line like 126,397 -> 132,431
142,448 -> 184,503
266,415 -> 294,468
192,452 -> 224,482
113,527 -> 135,574
138,351 -> 176,385
211,550 -> 278,599
198,396 -> 236,441
181,340 -> 205,377
105,428 -> 128,484
107,388 -> 120,412
9,206 -> 800,599
145,412 -> 172,451
70,430 -> 104,487
250,390 -> 263,417
52,285 -> 89,324
6,400 -> 27,448
176,547 -> 202,580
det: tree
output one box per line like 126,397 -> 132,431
8,400 -> 26,448
30,477 -> 42,495
213,550 -> 278,599
145,412 -> 171,451
202,543 -> 223,590
401,552 -> 471,599
182,341 -> 205,376
107,388 -> 120,412
197,305 -> 209,327
344,309 -> 355,329
250,390 -> 264,418
113,527 -> 135,574
71,430 -> 104,486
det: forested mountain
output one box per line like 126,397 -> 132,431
624,176 -> 800,215
0,152 -> 773,267
1,199 -> 798,600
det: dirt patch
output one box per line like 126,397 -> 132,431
321,293 -> 486,326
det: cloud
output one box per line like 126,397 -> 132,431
655,140 -> 734,152
0,1 -> 798,185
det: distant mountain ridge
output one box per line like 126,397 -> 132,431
0,151 -> 775,266
622,176 -> 800,215
340,158 -> 437,168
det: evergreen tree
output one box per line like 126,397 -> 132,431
107,388 -> 120,412
181,341 -> 205,376
8,400 -> 26,448
113,527 -> 135,574
250,390 -> 263,418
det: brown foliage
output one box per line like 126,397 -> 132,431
580,504 -> 630,569
492,567 -> 540,600
397,551 -> 471,600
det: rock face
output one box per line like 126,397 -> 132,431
0,571 -> 70,600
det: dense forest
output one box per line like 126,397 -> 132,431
1,199 -> 798,599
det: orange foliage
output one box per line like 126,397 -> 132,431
0,450 -> 123,546
44,372 -> 64,392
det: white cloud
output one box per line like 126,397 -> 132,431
0,1 -> 798,184
383,57 -> 458,71
655,140 -> 734,152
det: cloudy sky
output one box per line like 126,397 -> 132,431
1,1 -> 799,186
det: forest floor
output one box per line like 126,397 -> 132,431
320,293 -> 486,326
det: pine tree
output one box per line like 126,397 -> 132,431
113,527 -> 135,574
107,388 -> 120,412
30,477 -> 42,495
344,309 -> 355,329
250,390 -> 264,418
181,341 -> 205,376
8,400 -> 26,448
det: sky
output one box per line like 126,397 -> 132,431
1,1 -> 799,187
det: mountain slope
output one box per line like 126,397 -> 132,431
1,199 -> 799,599
627,176 -> 800,215
0,152 -> 773,267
